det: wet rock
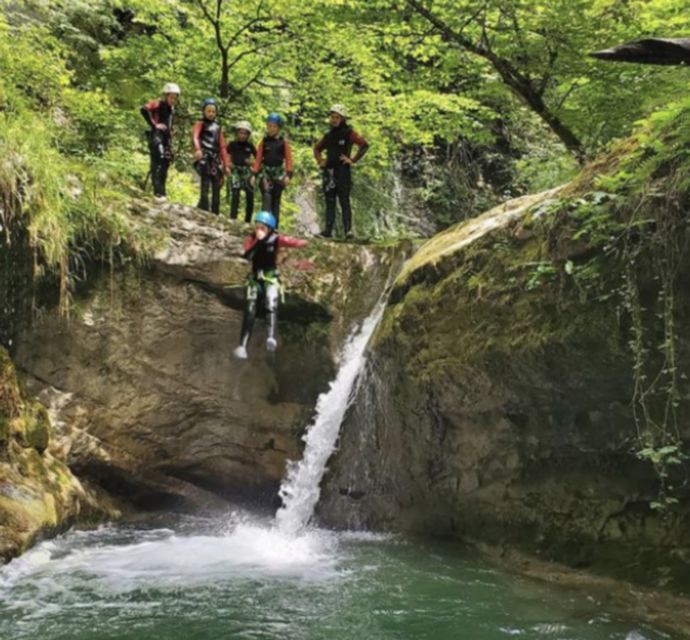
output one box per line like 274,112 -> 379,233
0,347 -> 117,562
320,170 -> 690,589
14,203 -> 408,511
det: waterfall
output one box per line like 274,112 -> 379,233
275,299 -> 387,534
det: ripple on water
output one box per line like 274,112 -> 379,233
0,518 -> 680,640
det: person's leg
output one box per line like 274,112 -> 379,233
272,183 -> 284,228
260,177 -> 273,212
234,281 -> 259,359
159,156 -> 170,197
244,185 -> 254,223
265,282 -> 279,352
150,141 -> 164,197
198,173 -> 210,211
230,188 -> 241,219
338,185 -> 353,236
211,173 -> 221,214
322,193 -> 337,237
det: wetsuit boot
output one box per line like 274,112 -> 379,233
234,291 -> 257,359
265,283 -> 279,352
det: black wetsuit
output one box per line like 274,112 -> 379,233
141,99 -> 174,197
228,140 -> 256,222
314,121 -> 369,236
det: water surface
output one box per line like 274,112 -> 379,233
0,514 -> 678,640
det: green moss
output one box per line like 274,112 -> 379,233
22,401 -> 51,453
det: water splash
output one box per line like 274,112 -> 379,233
275,301 -> 387,534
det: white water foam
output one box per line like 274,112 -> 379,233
0,520 -> 342,608
275,301 -> 386,534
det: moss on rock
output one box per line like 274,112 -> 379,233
0,345 -> 116,562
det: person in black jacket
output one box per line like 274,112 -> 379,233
313,104 -> 369,238
140,83 -> 180,202
227,121 -> 256,222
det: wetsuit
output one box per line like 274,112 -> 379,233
227,140 -> 256,222
251,136 -> 294,228
141,99 -> 175,198
237,231 -> 306,351
314,122 -> 369,236
192,119 -> 230,214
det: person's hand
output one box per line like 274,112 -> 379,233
224,165 -> 231,176
194,149 -> 203,161
283,176 -> 291,187
318,157 -> 327,169
339,154 -> 353,166
249,175 -> 256,188
155,123 -> 168,131
245,158 -> 253,166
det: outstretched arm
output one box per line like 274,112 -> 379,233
278,235 -> 307,249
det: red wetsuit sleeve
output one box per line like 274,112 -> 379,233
243,235 -> 258,255
284,139 -> 293,177
313,135 -> 327,162
278,235 -> 307,249
350,130 -> 369,163
141,100 -> 160,128
251,141 -> 264,174
219,130 -> 230,170
192,121 -> 203,153
350,130 -> 368,147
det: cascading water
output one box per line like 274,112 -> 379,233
0,295 -> 675,640
275,299 -> 387,534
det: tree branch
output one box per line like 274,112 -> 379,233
405,0 -> 584,160
226,38 -> 287,71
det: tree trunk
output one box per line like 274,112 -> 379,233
219,48 -> 230,99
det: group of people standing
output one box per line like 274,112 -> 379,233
140,82 -> 370,360
140,83 -> 369,238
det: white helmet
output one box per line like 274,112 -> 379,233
162,82 -> 181,95
234,120 -> 253,134
329,103 -> 347,118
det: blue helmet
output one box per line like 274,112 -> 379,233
266,112 -> 284,126
202,97 -> 217,110
254,211 -> 277,229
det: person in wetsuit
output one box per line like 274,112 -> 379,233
313,104 -> 369,239
192,98 -> 230,214
250,113 -> 293,229
227,121 -> 256,222
140,82 -> 180,202
233,211 -> 307,359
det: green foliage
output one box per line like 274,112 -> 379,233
3,0 -> 690,304
522,97 -> 690,506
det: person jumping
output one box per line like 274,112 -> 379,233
233,211 -> 307,359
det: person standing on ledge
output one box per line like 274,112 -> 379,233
140,82 -> 180,203
192,98 -> 230,215
250,113 -> 293,228
227,121 -> 256,222
313,104 -> 369,239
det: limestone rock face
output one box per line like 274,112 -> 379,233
319,183 -> 690,589
14,203 -> 406,511
0,348 -> 116,562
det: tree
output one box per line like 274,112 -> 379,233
192,0 -> 294,99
